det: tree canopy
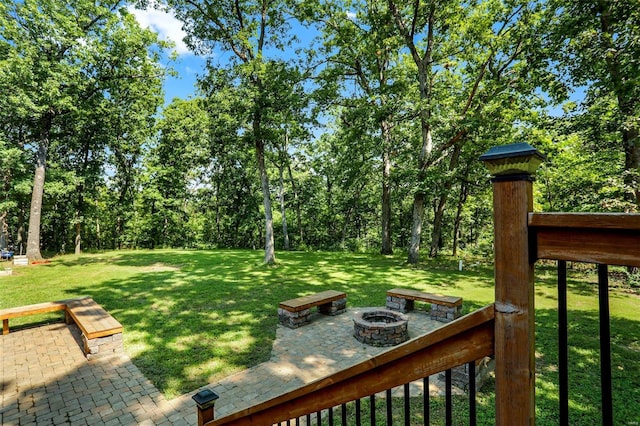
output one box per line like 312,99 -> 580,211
0,0 -> 636,262
0,0 -> 166,259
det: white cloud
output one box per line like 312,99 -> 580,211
127,6 -> 191,55
346,11 -> 357,20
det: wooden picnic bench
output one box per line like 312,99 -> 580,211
386,288 -> 463,323
0,296 -> 123,359
278,290 -> 347,328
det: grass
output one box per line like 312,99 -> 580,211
317,391 -> 497,425
1,249 -> 638,425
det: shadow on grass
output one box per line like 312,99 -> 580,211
53,250 -> 493,398
3,249 -> 638,424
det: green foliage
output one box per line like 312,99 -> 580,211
542,0 -> 640,208
0,0 -> 638,259
0,0 -> 167,255
626,270 -> 640,289
537,130 -> 628,212
138,98 -> 210,248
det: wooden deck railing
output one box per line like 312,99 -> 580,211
199,305 -> 494,425
529,212 -> 640,266
528,212 -> 640,425
194,143 -> 640,425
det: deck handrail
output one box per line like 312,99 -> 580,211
203,305 -> 495,425
529,211 -> 640,425
529,212 -> 640,267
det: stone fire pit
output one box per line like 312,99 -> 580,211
353,309 -> 409,347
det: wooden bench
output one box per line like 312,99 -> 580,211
386,288 -> 463,323
278,290 -> 347,328
1,300 -> 68,335
0,297 -> 123,359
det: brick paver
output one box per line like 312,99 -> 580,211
1,308 -> 447,424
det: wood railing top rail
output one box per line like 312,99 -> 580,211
529,212 -> 640,230
205,305 -> 495,426
529,213 -> 640,267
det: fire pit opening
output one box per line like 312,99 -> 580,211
353,309 -> 409,347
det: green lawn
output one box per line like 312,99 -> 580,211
1,250 -> 638,424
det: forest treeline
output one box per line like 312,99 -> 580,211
1,0 -> 638,264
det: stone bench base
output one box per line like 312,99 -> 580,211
386,289 -> 463,323
438,356 -> 495,393
386,296 -> 415,313
429,303 -> 463,323
278,298 -> 346,329
82,332 -> 124,360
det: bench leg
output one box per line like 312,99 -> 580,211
278,308 -> 311,329
318,298 -> 347,316
386,296 -> 414,313
2,318 -> 8,335
430,304 -> 463,323
82,333 -> 123,360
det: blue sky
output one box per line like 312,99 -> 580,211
127,5 -> 323,106
127,5 -> 206,104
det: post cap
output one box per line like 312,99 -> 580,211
480,143 -> 545,177
192,388 -> 219,409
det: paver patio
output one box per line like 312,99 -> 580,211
1,308 -> 446,425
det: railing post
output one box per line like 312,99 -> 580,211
193,388 -> 219,426
480,143 -> 544,426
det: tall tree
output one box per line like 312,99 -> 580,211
0,0 -> 165,259
200,74 -> 263,249
140,98 -> 209,248
159,0 -> 306,264
314,1 -> 405,255
386,0 -> 539,261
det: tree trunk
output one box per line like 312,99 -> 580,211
623,128 -> 640,209
452,180 -> 468,257
74,140 -> 91,256
95,215 -> 101,250
430,195 -> 448,258
407,123 -> 433,264
26,140 -> 48,261
286,160 -> 303,246
279,163 -> 290,250
408,192 -> 425,264
214,178 -> 221,243
75,222 -> 81,255
0,212 -> 7,250
408,88 -> 433,263
597,3 -> 640,209
254,128 -> 276,264
17,206 -> 25,255
115,216 -> 122,249
380,120 -> 393,255
429,144 -> 462,257
404,13 -> 434,264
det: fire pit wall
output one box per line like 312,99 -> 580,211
353,309 -> 409,347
